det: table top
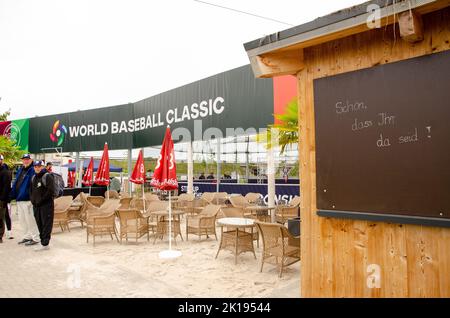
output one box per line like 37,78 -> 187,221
217,217 -> 255,227
148,209 -> 185,217
244,205 -> 276,211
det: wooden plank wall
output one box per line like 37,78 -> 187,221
298,7 -> 450,297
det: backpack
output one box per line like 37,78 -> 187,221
42,172 -> 65,198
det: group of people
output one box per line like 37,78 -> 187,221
197,172 -> 232,180
0,153 -> 55,251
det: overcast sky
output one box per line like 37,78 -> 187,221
1,0 -> 364,121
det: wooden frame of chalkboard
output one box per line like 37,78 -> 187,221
313,50 -> 450,228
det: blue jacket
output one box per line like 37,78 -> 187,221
10,165 -> 35,202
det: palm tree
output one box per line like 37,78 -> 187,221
258,97 -> 298,154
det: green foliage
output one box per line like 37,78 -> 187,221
0,109 -> 11,122
257,97 -> 298,154
0,135 -> 25,167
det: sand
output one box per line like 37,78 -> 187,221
0,204 -> 300,298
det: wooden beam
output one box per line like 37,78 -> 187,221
399,10 -> 424,43
250,49 -> 304,78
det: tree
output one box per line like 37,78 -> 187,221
0,135 -> 25,167
257,97 -> 298,154
0,108 -> 11,122
0,109 -> 24,166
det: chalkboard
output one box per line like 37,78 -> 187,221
313,50 -> 450,226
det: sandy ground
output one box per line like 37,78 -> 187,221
0,204 -> 300,298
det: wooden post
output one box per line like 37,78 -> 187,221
398,10 -> 424,43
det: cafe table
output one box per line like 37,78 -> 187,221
215,217 -> 256,264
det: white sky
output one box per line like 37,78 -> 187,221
1,0 -> 364,121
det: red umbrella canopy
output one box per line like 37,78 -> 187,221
82,157 -> 94,186
130,150 -> 145,184
94,143 -> 110,186
151,126 -> 178,190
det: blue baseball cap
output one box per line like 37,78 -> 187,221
21,154 -> 32,159
34,160 -> 45,166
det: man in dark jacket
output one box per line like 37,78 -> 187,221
0,154 -> 12,243
30,160 -> 55,251
10,154 -> 40,246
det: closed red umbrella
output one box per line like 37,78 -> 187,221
130,150 -> 146,205
94,143 -> 110,198
82,157 -> 94,186
151,127 -> 178,191
130,150 -> 145,184
151,126 -> 180,259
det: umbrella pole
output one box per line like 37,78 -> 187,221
89,185 -> 91,196
142,185 -> 146,212
168,191 -> 172,251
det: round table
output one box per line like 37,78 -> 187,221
215,217 -> 256,264
244,205 -> 276,222
148,210 -> 185,243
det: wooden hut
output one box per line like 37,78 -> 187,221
244,0 -> 450,297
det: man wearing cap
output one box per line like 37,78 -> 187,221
10,154 -> 40,246
30,160 -> 55,251
0,154 -> 12,243
45,162 -> 53,173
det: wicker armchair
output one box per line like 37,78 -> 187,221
130,198 -> 146,210
220,207 -> 244,218
255,221 -> 300,278
86,199 -> 120,246
53,196 -> 74,232
200,192 -> 215,204
116,209 -> 149,243
86,196 -> 105,207
105,190 -> 120,199
186,204 -> 221,240
119,197 -> 133,209
173,193 -> 195,215
144,193 -> 160,202
212,192 -> 228,205
275,196 -> 300,224
245,192 -> 261,204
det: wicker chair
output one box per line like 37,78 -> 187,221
144,201 -> 169,234
255,221 -> 300,278
245,192 -> 261,204
105,190 -> 120,199
144,193 -> 160,202
86,199 -> 120,246
53,196 -> 74,232
220,207 -> 244,218
116,208 -> 149,243
200,192 -> 215,204
130,198 -> 152,214
86,196 -> 105,208
173,193 -> 195,215
212,192 -> 228,205
275,196 -> 301,224
118,197 -> 133,209
66,192 -> 87,228
186,204 -> 221,240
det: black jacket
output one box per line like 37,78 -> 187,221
0,163 -> 12,202
30,169 -> 55,207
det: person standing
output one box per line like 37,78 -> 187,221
45,162 -> 53,172
10,154 -> 40,246
30,160 -> 55,251
0,154 -> 12,243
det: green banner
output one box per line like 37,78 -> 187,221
11,119 -> 30,151
29,65 -> 274,152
